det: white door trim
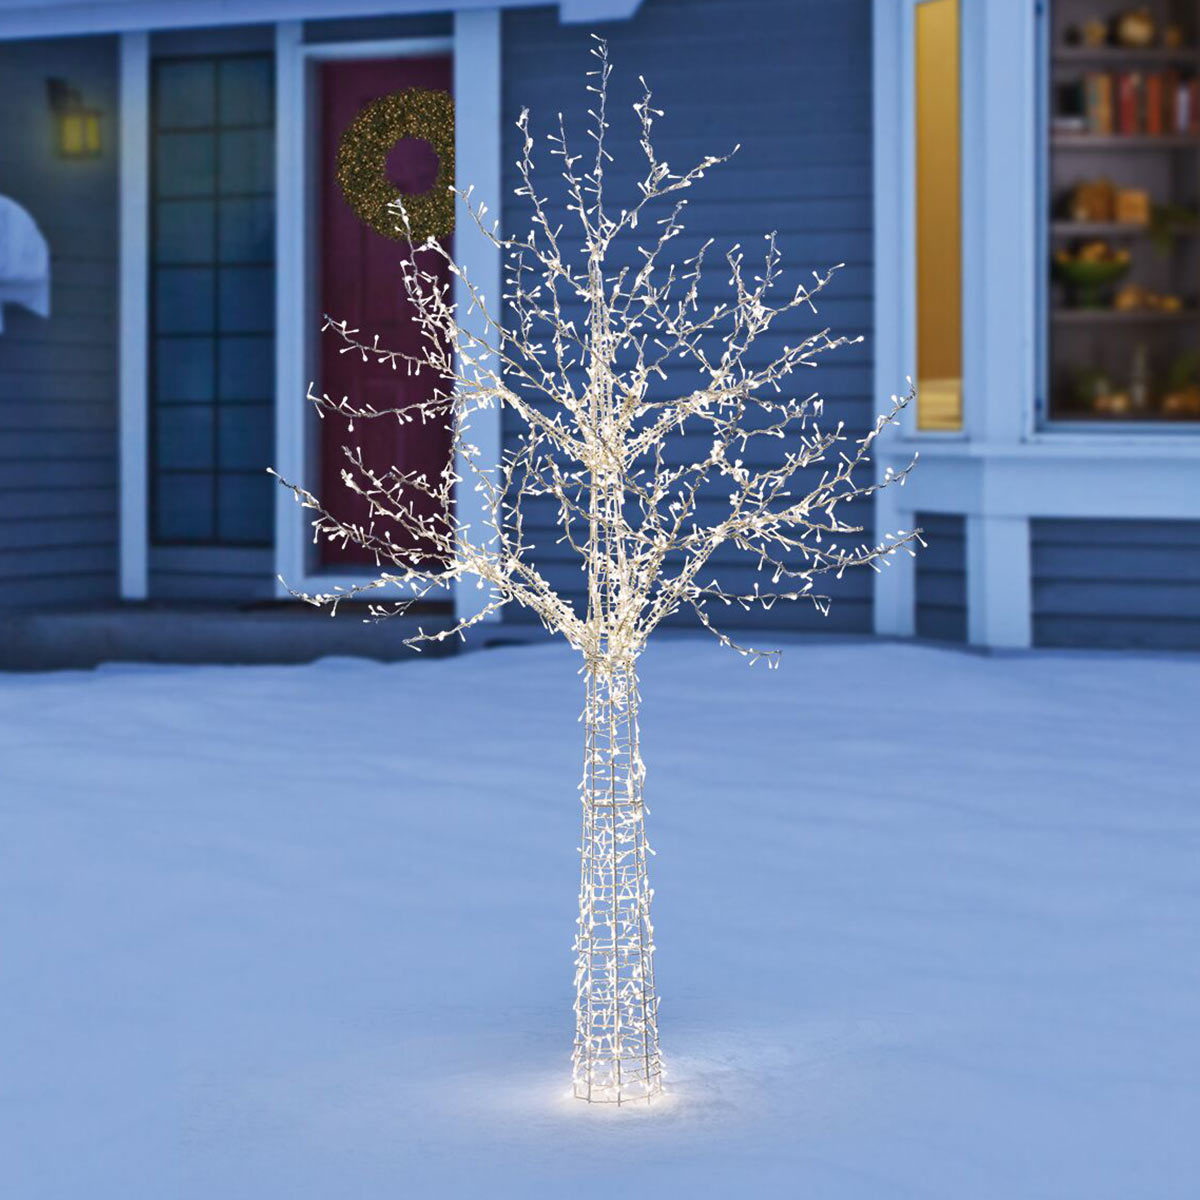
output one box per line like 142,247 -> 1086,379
451,9 -> 502,628
118,30 -> 150,600
273,21 -> 502,607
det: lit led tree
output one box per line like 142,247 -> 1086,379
275,38 -> 918,1104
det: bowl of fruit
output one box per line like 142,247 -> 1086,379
1053,241 -> 1131,308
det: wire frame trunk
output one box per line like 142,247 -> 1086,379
572,659 -> 662,1103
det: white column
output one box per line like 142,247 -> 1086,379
966,512 -> 1032,649
452,8 -> 503,629
273,20 -> 306,597
960,0 -> 1037,649
871,0 -> 916,637
118,31 -> 149,600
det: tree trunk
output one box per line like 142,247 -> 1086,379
573,658 -> 662,1103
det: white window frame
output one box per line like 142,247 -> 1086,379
874,0 -> 1200,650
272,15 -> 502,625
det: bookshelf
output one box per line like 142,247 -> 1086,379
1046,0 -> 1200,424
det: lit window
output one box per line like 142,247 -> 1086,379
915,0 -> 963,431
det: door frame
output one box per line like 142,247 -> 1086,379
273,16 -> 502,623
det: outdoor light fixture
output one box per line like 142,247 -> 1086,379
46,79 -> 101,159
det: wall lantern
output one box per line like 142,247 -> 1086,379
46,79 -> 102,159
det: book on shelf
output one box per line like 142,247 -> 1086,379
1174,77 -> 1199,134
1084,72 -> 1113,134
1145,74 -> 1163,135
1065,71 -> 1200,138
1117,72 -> 1143,135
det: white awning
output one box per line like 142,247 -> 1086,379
0,195 -> 50,334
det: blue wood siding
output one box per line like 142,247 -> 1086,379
1032,519 -> 1200,650
915,512 -> 967,643
0,36 -> 119,608
499,0 -> 875,632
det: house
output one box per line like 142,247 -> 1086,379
0,0 -> 1197,668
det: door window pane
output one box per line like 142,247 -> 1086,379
915,0 -> 963,431
219,128 -> 273,194
155,267 -> 215,334
217,472 -> 274,544
156,473 -> 215,541
154,60 -> 215,129
217,266 -> 273,333
155,337 -> 215,404
155,133 -> 216,197
219,57 -> 272,125
155,200 -> 215,264
218,404 -> 273,470
157,405 -> 214,470
218,336 -> 273,401
218,197 -> 273,263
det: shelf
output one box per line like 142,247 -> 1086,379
1053,308 -> 1199,324
1053,46 -> 1200,66
1052,221 -> 1151,237
1050,221 -> 1199,239
1052,134 -> 1200,150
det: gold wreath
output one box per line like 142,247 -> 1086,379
335,87 -> 455,244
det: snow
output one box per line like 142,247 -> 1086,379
2,637 -> 1197,1198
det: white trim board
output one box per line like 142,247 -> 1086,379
118,30 -> 149,601
273,21 -> 502,611
0,0 -> 643,40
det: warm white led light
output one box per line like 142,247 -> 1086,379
273,37 -> 918,1104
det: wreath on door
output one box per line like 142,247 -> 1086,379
335,87 -> 455,244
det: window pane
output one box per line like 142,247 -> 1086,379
155,60 -> 215,130
219,58 -> 272,126
915,0 -> 963,431
219,128 -> 273,194
157,405 -> 214,470
217,472 -> 273,544
155,267 -> 215,334
217,403 -> 273,470
218,196 -> 273,263
156,472 -> 214,541
217,266 -> 273,333
150,52 -> 275,548
155,336 -> 214,403
155,200 -> 214,264
218,335 -> 273,401
155,132 -> 215,198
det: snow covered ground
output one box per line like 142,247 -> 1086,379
2,637 -> 1197,1198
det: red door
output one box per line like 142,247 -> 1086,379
318,57 -> 453,567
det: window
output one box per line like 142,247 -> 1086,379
914,0 -> 964,432
1044,0 -> 1200,424
150,54 -> 275,545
